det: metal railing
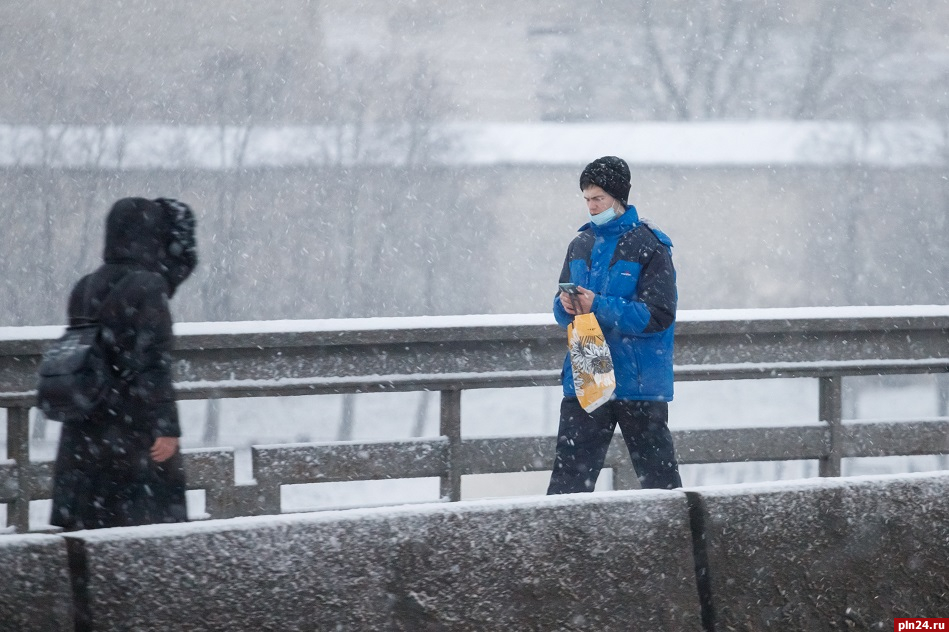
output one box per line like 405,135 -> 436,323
3,307 -> 949,533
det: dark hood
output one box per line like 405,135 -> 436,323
103,197 -> 197,295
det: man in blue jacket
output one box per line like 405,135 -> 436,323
548,156 -> 682,493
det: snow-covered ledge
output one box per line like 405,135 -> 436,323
8,471 -> 945,631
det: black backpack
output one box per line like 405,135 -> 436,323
36,275 -> 131,424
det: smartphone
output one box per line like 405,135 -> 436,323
558,282 -> 580,295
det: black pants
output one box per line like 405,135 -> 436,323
547,397 -> 682,494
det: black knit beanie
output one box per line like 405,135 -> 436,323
579,156 -> 631,204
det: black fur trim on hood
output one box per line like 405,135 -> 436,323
155,197 -> 198,292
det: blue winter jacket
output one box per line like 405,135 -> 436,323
553,205 -> 677,401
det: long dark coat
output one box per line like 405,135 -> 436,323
50,197 -> 196,531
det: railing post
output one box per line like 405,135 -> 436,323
938,374 -> 949,472
439,389 -> 462,502
818,376 -> 843,477
609,439 -> 640,491
202,398 -> 221,446
247,447 -> 282,517
7,406 -> 31,533
937,372 -> 949,418
31,408 -> 48,441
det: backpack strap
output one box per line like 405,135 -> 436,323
96,273 -> 141,385
73,278 -> 98,326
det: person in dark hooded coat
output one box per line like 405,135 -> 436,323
50,197 -> 197,531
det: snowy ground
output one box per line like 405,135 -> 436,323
6,374 -> 948,529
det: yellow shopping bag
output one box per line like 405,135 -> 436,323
567,312 -> 616,412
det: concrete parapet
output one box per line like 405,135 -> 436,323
66,490 -> 701,631
0,533 -> 73,631
13,472 -> 949,630
690,471 -> 949,630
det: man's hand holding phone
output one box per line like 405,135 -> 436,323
559,283 -> 594,315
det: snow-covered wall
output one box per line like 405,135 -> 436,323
0,534 -> 73,631
69,491 -> 700,631
693,472 -> 949,629
6,471 -> 947,631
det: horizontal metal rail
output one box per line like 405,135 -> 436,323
3,359 -> 948,407
4,418 -> 947,511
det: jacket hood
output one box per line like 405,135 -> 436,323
103,197 -> 197,294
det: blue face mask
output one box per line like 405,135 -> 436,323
589,207 -> 617,226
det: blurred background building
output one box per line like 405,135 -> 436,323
2,0 -> 948,326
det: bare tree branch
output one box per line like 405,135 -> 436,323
641,0 -> 691,119
793,0 -> 844,119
